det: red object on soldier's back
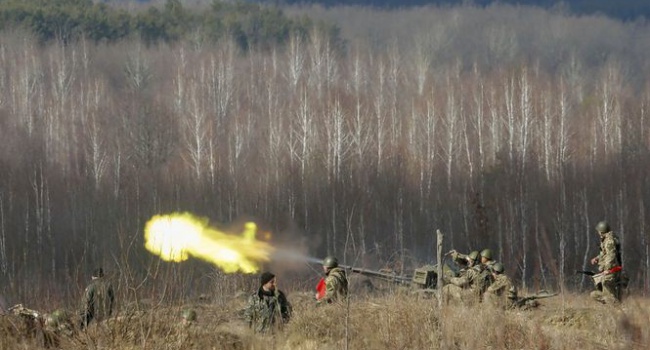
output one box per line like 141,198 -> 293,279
316,277 -> 326,300
609,265 -> 622,274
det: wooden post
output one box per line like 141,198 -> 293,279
436,229 -> 443,307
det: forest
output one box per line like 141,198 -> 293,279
0,0 -> 649,309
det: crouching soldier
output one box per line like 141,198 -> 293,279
483,263 -> 518,309
43,309 -> 75,347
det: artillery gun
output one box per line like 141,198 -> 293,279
342,263 -> 457,291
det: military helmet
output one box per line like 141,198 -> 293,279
322,256 -> 339,268
44,313 -> 60,328
182,308 -> 197,322
480,249 -> 493,260
468,250 -> 480,261
595,221 -> 610,233
51,309 -> 67,319
491,262 -> 504,274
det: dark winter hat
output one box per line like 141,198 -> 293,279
92,268 -> 104,278
260,272 -> 275,285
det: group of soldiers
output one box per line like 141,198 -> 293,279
243,219 -> 627,333
442,220 -> 627,309
242,255 -> 350,333
3,267 -> 115,346
442,248 -> 528,309
3,220 -> 628,340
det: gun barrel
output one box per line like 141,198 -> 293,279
342,265 -> 411,284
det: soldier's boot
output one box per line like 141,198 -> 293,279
590,290 -> 606,304
602,280 -> 622,304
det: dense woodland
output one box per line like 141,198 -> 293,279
0,0 -> 649,309
263,0 -> 650,21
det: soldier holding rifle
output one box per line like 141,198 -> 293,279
589,221 -> 626,304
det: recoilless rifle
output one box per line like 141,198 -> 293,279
340,263 -> 457,290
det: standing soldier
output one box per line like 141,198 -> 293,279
317,256 -> 349,304
589,221 -> 624,304
483,263 -> 518,309
244,271 -> 291,333
80,267 -> 115,328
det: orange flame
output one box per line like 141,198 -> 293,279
144,213 -> 273,274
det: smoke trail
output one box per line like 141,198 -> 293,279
270,249 -> 322,265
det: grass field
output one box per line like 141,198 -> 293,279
2,281 -> 648,350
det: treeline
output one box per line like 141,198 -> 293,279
0,0 -> 340,48
267,0 -> 650,21
0,2 -> 649,308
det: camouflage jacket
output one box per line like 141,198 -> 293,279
448,265 -> 490,294
597,231 -> 621,272
323,267 -> 349,303
485,274 -> 518,309
450,251 -> 470,269
82,277 -> 115,323
244,288 -> 291,333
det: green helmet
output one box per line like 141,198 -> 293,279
595,221 -> 610,233
491,262 -> 504,274
322,256 -> 339,268
468,250 -> 480,261
44,314 -> 59,328
480,249 -> 493,260
51,309 -> 67,319
182,308 -> 197,322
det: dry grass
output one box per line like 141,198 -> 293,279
1,289 -> 649,350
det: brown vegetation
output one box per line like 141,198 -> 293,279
0,3 -> 650,324
2,286 -> 648,349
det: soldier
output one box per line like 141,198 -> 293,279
181,308 -> 197,326
80,267 -> 115,328
442,263 -> 484,305
43,309 -> 75,347
589,221 -> 624,304
449,250 -> 480,269
483,262 -> 518,310
480,249 -> 496,269
244,271 -> 291,333
317,256 -> 349,304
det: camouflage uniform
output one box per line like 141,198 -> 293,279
244,288 -> 291,333
323,267 -> 349,304
43,309 -> 75,347
590,231 -> 623,304
81,276 -> 115,327
450,251 -> 470,269
484,274 -> 518,309
443,265 -> 488,305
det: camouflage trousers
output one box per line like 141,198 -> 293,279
442,285 -> 481,306
483,292 -> 517,310
590,274 -> 621,304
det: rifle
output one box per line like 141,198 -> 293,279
8,304 -> 41,319
576,270 -> 596,277
576,266 -> 622,279
514,292 -> 557,308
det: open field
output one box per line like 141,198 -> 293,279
2,286 -> 648,350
